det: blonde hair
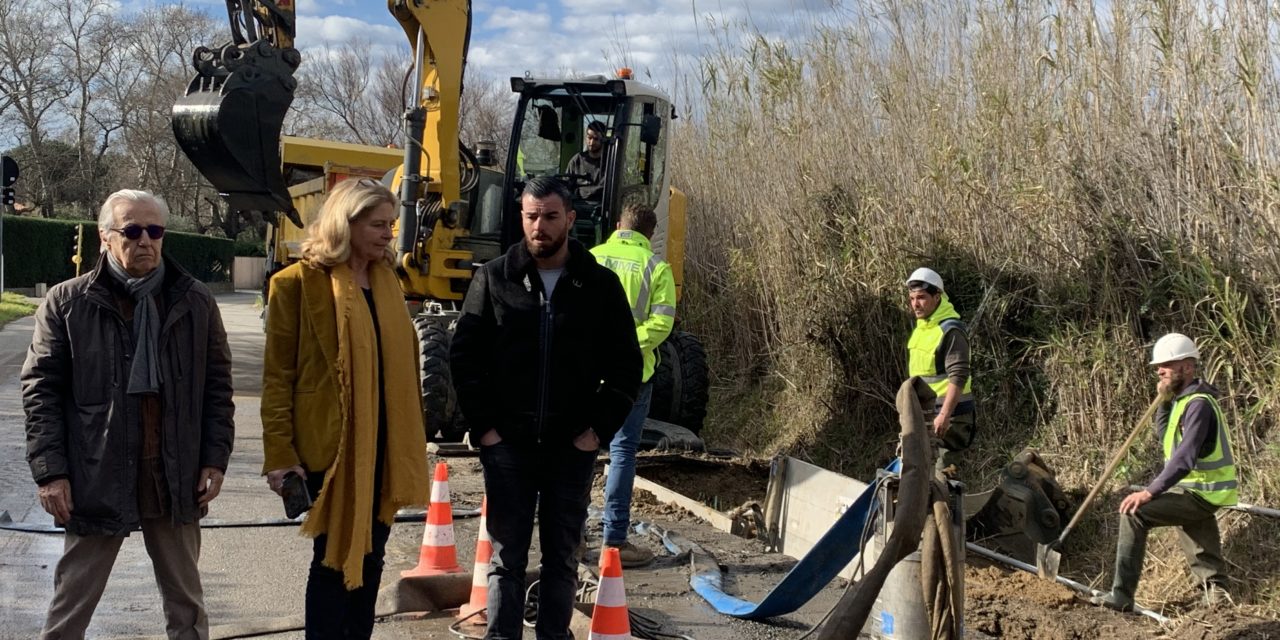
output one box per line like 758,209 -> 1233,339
300,178 -> 398,267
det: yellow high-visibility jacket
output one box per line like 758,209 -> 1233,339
591,230 -> 676,382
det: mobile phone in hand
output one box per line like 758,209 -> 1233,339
281,471 -> 312,519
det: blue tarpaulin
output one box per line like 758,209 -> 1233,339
682,459 -> 899,620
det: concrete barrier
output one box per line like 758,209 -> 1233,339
234,256 -> 266,290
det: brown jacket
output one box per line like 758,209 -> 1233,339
22,256 -> 235,536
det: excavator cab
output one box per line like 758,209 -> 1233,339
502,74 -> 677,254
171,1 -> 301,213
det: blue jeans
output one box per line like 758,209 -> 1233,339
603,383 -> 652,546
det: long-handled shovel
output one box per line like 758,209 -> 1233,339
1036,394 -> 1167,580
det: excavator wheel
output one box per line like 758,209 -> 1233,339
415,315 -> 466,442
649,331 -> 710,434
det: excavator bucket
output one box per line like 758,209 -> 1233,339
964,449 -> 1072,550
172,41 -> 301,213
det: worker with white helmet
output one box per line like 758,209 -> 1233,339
1093,333 -> 1236,612
905,267 -> 975,471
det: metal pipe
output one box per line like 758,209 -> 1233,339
397,25 -> 428,258
965,542 -> 1170,625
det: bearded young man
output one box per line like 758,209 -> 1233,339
449,176 -> 640,640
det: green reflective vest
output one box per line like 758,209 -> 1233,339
907,294 -> 973,412
591,230 -> 676,382
1163,393 -> 1238,507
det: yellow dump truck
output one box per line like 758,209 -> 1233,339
264,136 -> 405,277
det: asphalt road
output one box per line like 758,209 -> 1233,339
0,292 -> 437,639
0,292 -> 844,640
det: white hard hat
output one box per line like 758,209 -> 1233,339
1150,333 -> 1200,365
906,267 -> 944,292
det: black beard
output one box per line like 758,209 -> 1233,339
527,234 -> 566,259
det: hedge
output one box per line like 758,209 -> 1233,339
1,216 -> 233,287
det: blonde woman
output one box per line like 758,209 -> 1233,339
261,178 -> 428,638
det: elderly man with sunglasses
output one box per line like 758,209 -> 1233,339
23,189 -> 235,639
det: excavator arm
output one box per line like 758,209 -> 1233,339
387,0 -> 473,299
172,0 -> 475,300
172,0 -> 301,214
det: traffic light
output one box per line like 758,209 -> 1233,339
1,155 -> 17,208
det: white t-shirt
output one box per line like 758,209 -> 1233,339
538,267 -> 565,300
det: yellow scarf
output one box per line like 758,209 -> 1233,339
301,261 -> 429,589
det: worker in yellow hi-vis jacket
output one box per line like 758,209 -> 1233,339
590,203 -> 676,567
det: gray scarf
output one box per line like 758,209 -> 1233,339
104,252 -> 166,395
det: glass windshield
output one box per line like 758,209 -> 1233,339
514,98 -> 562,178
513,93 -> 618,179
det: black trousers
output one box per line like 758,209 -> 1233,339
480,440 -> 596,640
303,462 -> 389,640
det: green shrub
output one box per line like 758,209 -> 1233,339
234,238 -> 266,257
0,216 -> 233,286
0,217 -> 99,287
163,231 -> 234,283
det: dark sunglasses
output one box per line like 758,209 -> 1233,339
112,224 -> 166,240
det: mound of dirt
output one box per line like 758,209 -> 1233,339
636,456 -> 769,511
631,487 -> 701,522
1167,607 -> 1280,640
964,565 -> 1153,639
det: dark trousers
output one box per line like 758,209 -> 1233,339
304,521 -> 391,640
481,440 -> 596,640
304,473 -> 391,640
1111,488 -> 1228,600
936,411 -> 976,472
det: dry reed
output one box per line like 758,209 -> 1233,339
670,0 -> 1280,611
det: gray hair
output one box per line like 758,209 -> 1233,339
98,190 -> 170,232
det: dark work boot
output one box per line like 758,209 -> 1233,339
1099,516 -> 1147,613
1090,591 -> 1135,612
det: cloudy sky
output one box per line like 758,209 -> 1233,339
285,0 -> 845,91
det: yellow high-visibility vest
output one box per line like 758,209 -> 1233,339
1163,393 -> 1238,507
907,295 -> 973,412
591,230 -> 676,382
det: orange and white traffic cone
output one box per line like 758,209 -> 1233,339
402,462 -> 464,577
589,547 -> 632,639
457,495 -> 490,624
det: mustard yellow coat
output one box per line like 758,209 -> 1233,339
260,261 -> 350,473
261,260 -> 430,589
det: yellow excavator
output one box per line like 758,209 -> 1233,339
171,0 -> 709,441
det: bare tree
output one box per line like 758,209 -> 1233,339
55,0 -> 118,218
0,0 -> 74,216
289,42 -> 515,161
291,39 -> 403,146
459,71 -> 515,162
104,4 -> 221,228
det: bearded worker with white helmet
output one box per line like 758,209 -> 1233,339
905,267 -> 975,471
1092,333 -> 1236,612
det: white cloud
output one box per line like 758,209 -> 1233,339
280,0 -> 846,102
293,15 -> 403,48
484,8 -> 552,32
